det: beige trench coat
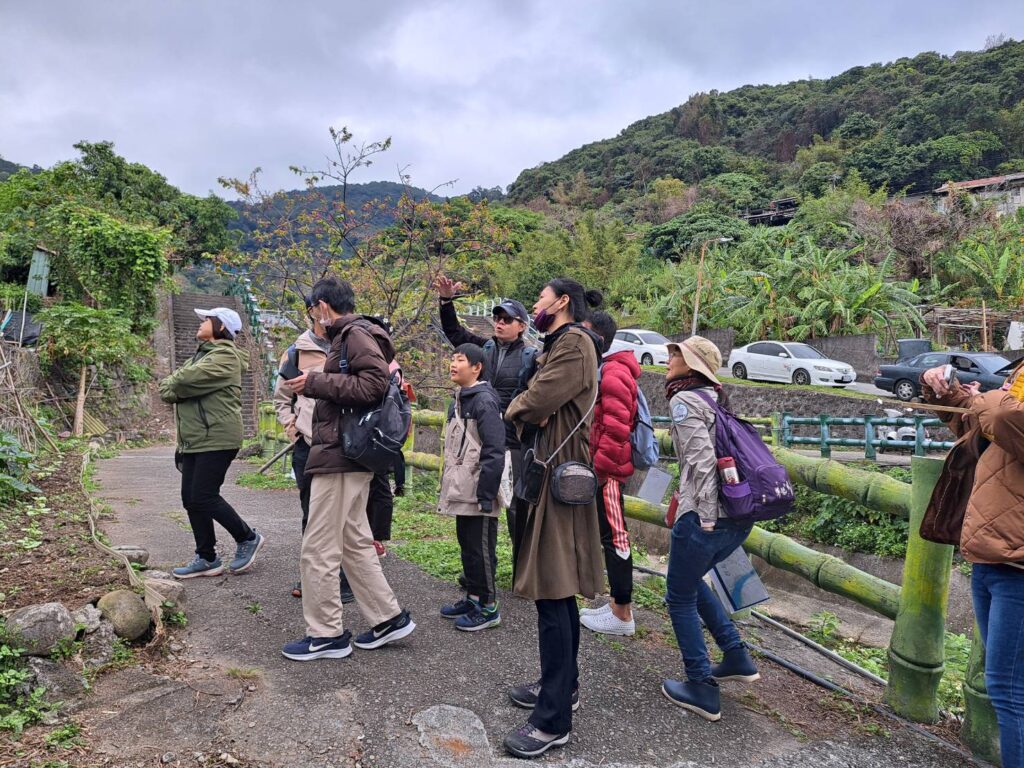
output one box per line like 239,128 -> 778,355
504,326 -> 605,601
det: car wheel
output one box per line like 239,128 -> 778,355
641,353 -> 653,366
793,369 -> 811,386
732,363 -> 747,380
894,379 -> 917,402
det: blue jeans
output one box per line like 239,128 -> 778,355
972,563 -> 1024,768
666,511 -> 753,682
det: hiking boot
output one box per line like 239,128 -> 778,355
661,678 -> 721,721
579,601 -> 612,617
281,631 -> 352,661
711,647 -> 761,683
455,604 -> 501,632
353,609 -> 416,649
373,540 -> 387,557
440,598 -> 476,619
580,609 -> 635,636
229,530 -> 265,573
503,723 -> 570,759
508,681 -> 580,712
173,555 -> 224,579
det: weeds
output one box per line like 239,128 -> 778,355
236,471 -> 295,491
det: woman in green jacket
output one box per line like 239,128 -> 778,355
158,308 -> 265,578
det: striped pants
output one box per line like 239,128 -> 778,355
456,515 -> 499,605
598,478 -> 633,605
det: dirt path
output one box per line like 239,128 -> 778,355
83,446 -> 976,768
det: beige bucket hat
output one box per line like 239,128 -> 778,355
666,336 -> 723,385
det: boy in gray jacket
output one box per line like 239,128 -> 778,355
438,344 -> 507,631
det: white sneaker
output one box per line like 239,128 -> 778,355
580,609 -> 635,636
580,602 -> 612,617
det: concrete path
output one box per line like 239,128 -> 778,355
84,446 -> 976,768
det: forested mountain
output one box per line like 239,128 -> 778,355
0,156 -> 39,182
508,40 -> 1024,205
228,179 -> 440,253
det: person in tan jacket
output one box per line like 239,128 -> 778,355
922,362 -> 1024,766
272,297 -> 354,602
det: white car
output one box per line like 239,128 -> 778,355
728,341 -> 856,387
609,328 -> 670,366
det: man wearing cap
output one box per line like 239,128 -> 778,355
435,275 -> 538,553
159,306 -> 266,578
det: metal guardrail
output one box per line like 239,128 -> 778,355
777,413 -> 955,459
226,277 -> 276,391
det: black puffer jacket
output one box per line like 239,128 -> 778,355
440,300 -> 536,448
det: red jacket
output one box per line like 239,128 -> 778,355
592,350 -> 641,481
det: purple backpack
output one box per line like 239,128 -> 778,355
694,391 -> 794,522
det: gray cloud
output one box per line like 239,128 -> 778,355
1,1 -> 1022,197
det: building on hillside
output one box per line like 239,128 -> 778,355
933,173 -> 1024,216
740,197 -> 798,227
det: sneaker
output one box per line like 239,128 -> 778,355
340,585 -> 356,605
173,555 -> 224,579
711,647 -> 761,683
291,581 -> 302,598
661,679 -> 721,721
580,609 -> 635,636
353,609 -> 416,649
281,631 -> 352,661
503,723 -> 570,759
394,486 -> 405,497
373,540 -> 387,557
229,530 -> 265,573
440,599 -> 476,619
508,681 -> 580,712
580,602 -> 612,617
455,605 -> 501,632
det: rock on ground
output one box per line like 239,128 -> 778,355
72,604 -> 103,634
112,544 -> 150,565
6,602 -> 75,656
97,589 -> 151,641
26,657 -> 88,704
82,620 -> 117,668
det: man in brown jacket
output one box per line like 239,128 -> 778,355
922,362 -> 1024,765
281,278 -> 415,662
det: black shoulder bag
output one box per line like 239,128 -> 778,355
519,388 -> 599,507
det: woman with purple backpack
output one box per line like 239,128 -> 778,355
661,336 -> 760,721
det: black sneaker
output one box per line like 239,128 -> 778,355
352,609 -> 416,649
440,598 -> 476,619
508,681 -> 580,712
340,586 -> 356,605
503,723 -> 570,759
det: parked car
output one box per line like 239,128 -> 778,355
874,351 -> 1016,401
728,341 -> 856,386
608,328 -> 670,366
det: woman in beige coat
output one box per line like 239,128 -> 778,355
501,277 -> 605,760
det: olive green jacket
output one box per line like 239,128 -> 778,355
159,341 -> 250,453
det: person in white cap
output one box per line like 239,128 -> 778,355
159,307 -> 265,578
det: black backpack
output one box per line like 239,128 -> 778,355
337,322 -> 412,474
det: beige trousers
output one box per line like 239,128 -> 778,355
301,471 -> 400,637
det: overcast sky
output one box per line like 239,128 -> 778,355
1,1 -> 1022,198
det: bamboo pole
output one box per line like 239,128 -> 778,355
962,620 -> 1002,765
886,456 -> 953,723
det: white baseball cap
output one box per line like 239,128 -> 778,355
194,307 -> 242,338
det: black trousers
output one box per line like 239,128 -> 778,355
597,483 -> 633,605
180,449 -> 251,562
292,437 -> 313,531
367,472 -> 394,541
530,597 -> 580,735
393,450 -> 406,490
456,515 -> 498,604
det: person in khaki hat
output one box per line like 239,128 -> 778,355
660,335 -> 760,722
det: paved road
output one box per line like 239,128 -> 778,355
84,446 -> 976,768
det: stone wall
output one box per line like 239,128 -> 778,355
809,334 -> 879,381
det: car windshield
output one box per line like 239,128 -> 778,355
784,343 -> 826,360
972,354 -> 1013,373
639,332 -> 670,345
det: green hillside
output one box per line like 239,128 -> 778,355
507,40 -> 1024,205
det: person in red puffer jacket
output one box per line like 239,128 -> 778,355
581,312 -> 640,637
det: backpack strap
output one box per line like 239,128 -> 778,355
519,345 -> 539,390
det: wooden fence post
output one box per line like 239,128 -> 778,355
962,620 -> 1002,765
885,456 -> 953,722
